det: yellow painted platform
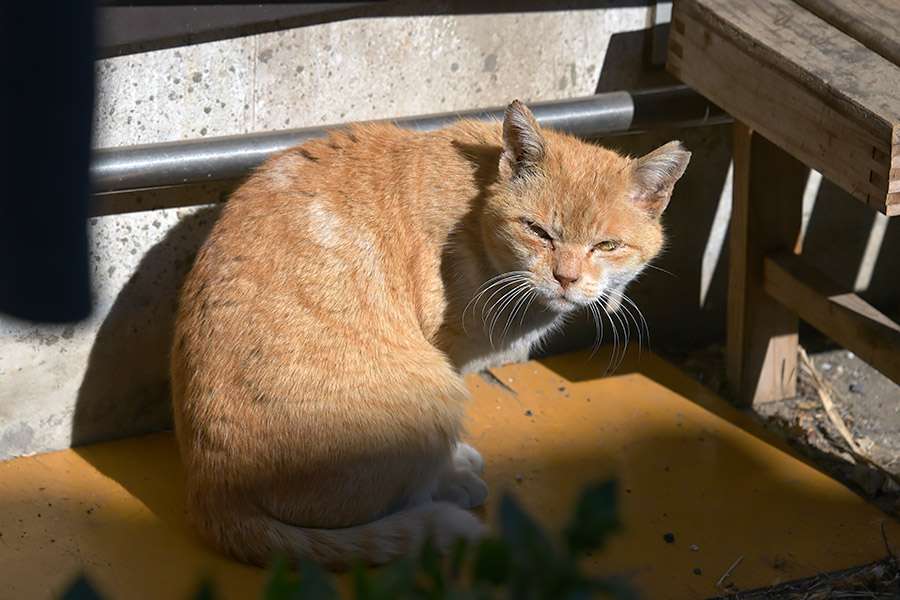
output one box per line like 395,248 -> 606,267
2,349 -> 897,599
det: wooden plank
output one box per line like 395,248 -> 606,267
688,0 -> 900,137
764,249 -> 900,386
668,0 -> 899,215
893,126 -> 900,211
726,122 -> 806,406
792,0 -> 900,67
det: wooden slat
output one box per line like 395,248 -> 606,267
690,0 -> 900,135
763,249 -> 900,386
792,0 -> 900,67
893,127 -> 900,208
727,123 -> 806,406
668,0 -> 899,215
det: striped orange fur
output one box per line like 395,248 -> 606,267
170,101 -> 690,569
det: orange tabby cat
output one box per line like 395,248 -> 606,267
170,101 -> 690,569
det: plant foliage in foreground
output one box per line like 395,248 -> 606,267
62,481 -> 633,600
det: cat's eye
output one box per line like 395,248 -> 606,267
596,240 -> 620,252
525,220 -> 553,242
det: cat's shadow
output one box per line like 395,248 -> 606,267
71,204 -> 223,447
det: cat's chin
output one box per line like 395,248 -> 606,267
541,295 -> 583,314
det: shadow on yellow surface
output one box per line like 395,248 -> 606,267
1,348 -> 897,600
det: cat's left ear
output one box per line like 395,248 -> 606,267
631,141 -> 691,218
500,100 -> 545,180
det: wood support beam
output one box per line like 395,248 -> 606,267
763,249 -> 900,385
727,122 -> 807,406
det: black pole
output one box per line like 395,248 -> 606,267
0,1 -> 95,322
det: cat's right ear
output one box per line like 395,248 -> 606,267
630,141 -> 691,218
500,100 -> 545,180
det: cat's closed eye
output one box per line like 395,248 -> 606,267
524,220 -> 553,242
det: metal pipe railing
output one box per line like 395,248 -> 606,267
90,85 -> 728,194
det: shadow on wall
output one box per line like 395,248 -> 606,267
71,204 -> 223,447
595,28 -> 681,92
803,178 -> 900,318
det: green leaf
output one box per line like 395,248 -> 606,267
472,538 -> 510,585
59,576 -> 104,600
350,561 -> 374,600
563,481 -> 619,552
417,534 -> 445,593
448,537 -> 469,582
497,492 -> 560,592
497,494 -> 551,553
262,554 -> 296,600
192,580 -> 218,600
291,560 -> 338,600
367,556 -> 416,600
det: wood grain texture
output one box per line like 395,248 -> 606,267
792,0 -> 900,67
763,249 -> 900,386
693,0 -> 899,131
668,0 -> 899,215
726,123 -> 806,406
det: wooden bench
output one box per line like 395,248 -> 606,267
667,0 -> 900,405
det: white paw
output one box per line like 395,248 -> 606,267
437,469 -> 489,509
427,504 -> 489,552
452,442 -> 485,474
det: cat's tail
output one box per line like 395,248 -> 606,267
221,502 -> 488,570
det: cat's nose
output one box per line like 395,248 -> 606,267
553,272 -> 579,288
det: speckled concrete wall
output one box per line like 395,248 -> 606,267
1,8 -> 659,458
91,10 -> 649,147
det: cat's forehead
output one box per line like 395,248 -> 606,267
545,139 -> 632,191
546,142 -> 634,187
536,141 -> 647,239
555,197 -> 642,241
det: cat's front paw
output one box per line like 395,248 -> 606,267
452,442 -> 485,474
438,469 -> 489,510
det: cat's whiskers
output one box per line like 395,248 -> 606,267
516,293 -> 538,336
486,281 -> 533,348
478,274 -> 528,320
587,302 -> 605,359
644,263 -> 677,278
462,271 -> 529,335
590,291 -> 626,377
614,291 -> 650,351
594,293 -> 616,377
618,304 -> 642,356
609,300 -> 630,373
582,285 -> 651,376
480,278 -> 527,331
499,285 -> 537,344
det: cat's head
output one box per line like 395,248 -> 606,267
481,100 -> 690,314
